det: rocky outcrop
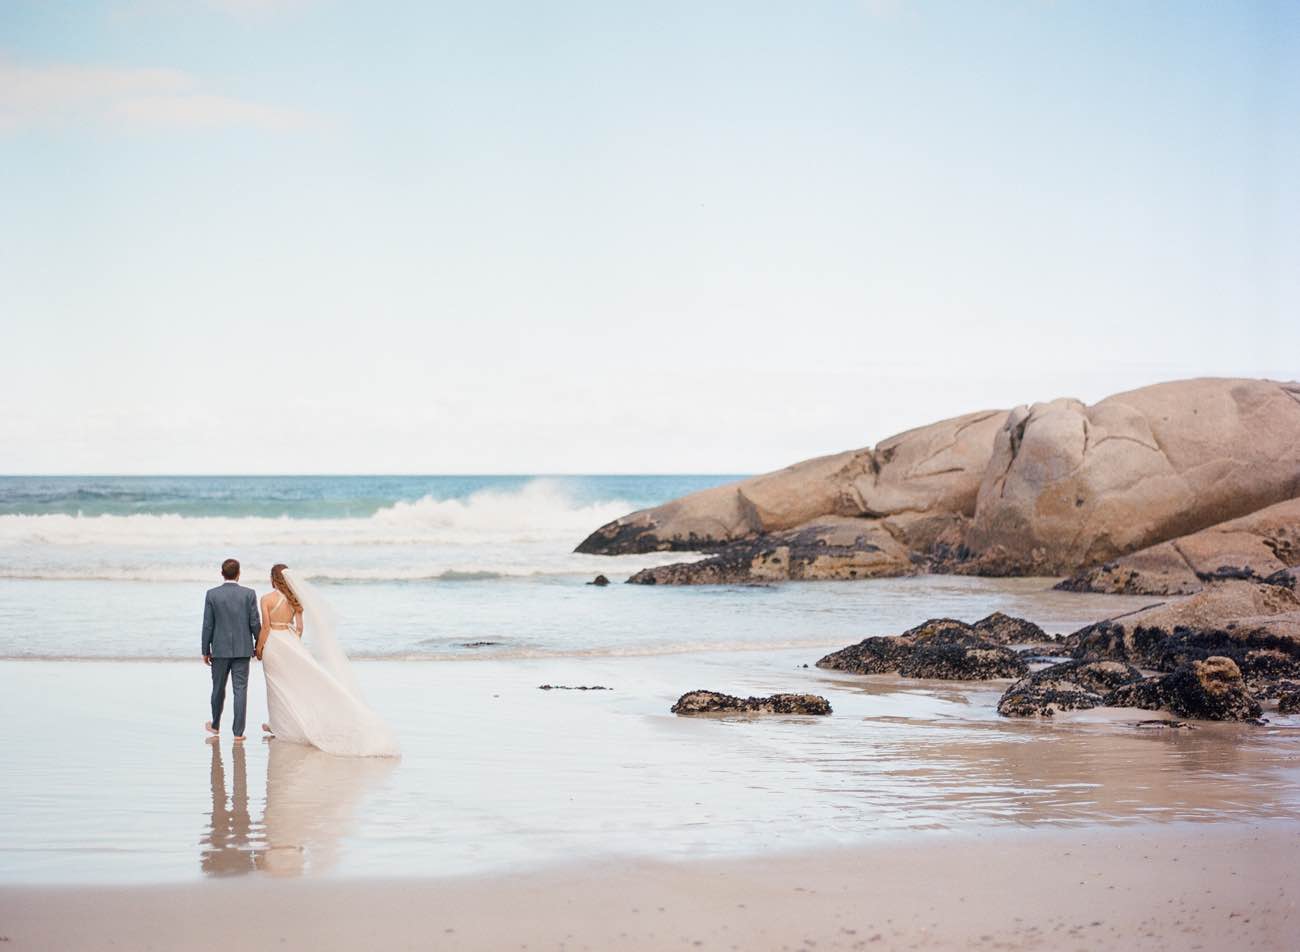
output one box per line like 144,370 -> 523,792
1056,498 -> 1300,596
817,617 -> 1030,681
627,516 -> 916,584
1278,685 -> 1300,715
578,409 -> 1008,556
1104,657 -> 1262,721
971,611 -> 1049,645
1063,580 -> 1300,688
897,637 -> 1028,680
964,379 -> 1300,575
670,691 -> 832,716
580,378 -> 1300,584
997,660 -> 1145,717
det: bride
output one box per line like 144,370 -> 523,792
255,564 -> 400,758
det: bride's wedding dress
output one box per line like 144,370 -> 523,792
262,570 -> 400,758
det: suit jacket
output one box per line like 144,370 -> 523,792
202,582 -> 260,659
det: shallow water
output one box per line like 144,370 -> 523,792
4,474 -> 1297,886
3,651 -> 1299,885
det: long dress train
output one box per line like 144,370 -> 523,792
261,592 -> 400,758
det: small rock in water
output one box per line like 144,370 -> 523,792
671,690 -> 831,716
537,684 -> 612,691
1105,656 -> 1262,721
817,618 -> 1030,680
460,641 -> 501,648
588,574 -> 611,586
997,660 -> 1144,718
971,612 -> 1048,645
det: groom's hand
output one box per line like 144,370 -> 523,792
203,654 -> 212,666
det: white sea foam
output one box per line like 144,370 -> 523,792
0,479 -> 637,549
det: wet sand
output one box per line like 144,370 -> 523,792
3,655 -> 1300,884
2,822 -> 1295,950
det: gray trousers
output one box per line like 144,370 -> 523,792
210,657 -> 251,737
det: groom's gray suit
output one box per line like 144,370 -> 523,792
202,581 -> 260,737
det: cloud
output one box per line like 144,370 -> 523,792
0,58 -> 309,132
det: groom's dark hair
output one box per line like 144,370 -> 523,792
221,558 -> 240,580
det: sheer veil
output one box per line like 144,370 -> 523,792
281,569 -> 365,702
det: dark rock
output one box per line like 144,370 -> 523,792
897,636 -> 1027,680
538,684 -> 611,691
1134,719 -> 1196,730
997,660 -> 1145,717
588,575 -> 610,586
670,690 -> 832,716
1252,678 -> 1300,701
1068,620 -> 1300,683
1104,656 -> 1262,721
816,636 -> 914,674
1279,687 -> 1300,715
460,641 -> 501,648
971,611 -> 1048,645
818,620 -> 1027,681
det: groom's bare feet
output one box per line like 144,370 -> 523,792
233,735 -> 245,743
204,721 -> 218,736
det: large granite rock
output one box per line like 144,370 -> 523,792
579,378 -> 1300,584
964,378 -> 1300,575
577,410 -> 1007,555
1104,657 -> 1262,721
997,660 -> 1145,717
670,690 -> 832,716
1057,498 -> 1300,596
817,617 -> 1029,681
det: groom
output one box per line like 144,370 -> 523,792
202,558 -> 260,741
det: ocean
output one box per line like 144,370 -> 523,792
4,474 -> 1300,885
0,473 -> 1158,661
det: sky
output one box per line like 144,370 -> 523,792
2,0 -> 1297,474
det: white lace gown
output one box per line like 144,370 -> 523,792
261,594 -> 400,758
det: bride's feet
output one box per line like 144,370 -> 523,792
204,721 -> 218,736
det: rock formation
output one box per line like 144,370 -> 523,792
997,660 -> 1145,717
578,378 -> 1300,584
670,691 -> 832,716
627,516 -> 916,584
816,616 -> 1034,681
1063,579 -> 1300,689
964,379 -> 1300,574
1104,657 -> 1262,721
578,408 -> 1007,560
1056,499 -> 1300,596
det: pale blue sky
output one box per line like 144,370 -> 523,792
3,1 -> 1297,474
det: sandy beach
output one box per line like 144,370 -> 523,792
3,822 -> 1295,950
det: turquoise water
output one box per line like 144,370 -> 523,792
0,474 -> 733,518
0,474 -> 1156,661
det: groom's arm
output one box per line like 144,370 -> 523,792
201,592 -> 214,662
247,590 -> 261,644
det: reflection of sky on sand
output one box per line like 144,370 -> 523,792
201,738 -> 396,878
257,741 -> 397,877
4,654 -> 1300,884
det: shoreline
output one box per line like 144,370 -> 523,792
3,821 -> 1294,950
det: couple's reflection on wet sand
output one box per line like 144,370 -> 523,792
202,737 -> 396,877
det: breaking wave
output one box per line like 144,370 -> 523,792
0,480 -> 632,548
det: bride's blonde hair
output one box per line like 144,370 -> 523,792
270,563 -> 303,613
